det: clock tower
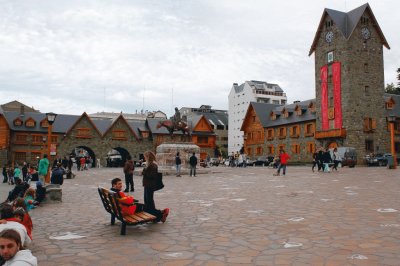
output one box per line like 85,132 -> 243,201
309,3 -> 391,162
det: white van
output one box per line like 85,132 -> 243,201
337,147 -> 357,167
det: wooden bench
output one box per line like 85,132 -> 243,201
97,187 -> 157,235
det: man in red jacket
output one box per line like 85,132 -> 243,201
274,150 -> 290,176
110,178 -> 141,216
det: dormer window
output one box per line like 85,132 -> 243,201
13,118 -> 23,127
386,98 -> 395,109
308,102 -> 316,113
40,119 -> 49,128
270,112 -> 276,121
295,106 -> 302,116
282,109 -> 289,118
25,118 -> 36,128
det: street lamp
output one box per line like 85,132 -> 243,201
45,112 -> 57,182
388,115 -> 397,169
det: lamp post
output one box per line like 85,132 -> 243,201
45,112 -> 57,183
388,115 -> 397,169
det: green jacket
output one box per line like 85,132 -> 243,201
38,158 -> 49,175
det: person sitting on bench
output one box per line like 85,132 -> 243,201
110,178 -> 143,216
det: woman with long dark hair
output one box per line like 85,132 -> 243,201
142,151 -> 169,223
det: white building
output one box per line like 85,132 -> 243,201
228,80 -> 287,153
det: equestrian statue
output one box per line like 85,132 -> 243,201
157,107 -> 191,136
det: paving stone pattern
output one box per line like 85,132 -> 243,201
1,166 -> 399,265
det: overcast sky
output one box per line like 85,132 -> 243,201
0,0 -> 398,117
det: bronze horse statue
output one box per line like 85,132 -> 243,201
157,120 -> 190,136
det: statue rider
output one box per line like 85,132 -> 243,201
174,107 -> 182,129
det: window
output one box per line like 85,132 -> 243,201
141,131 -> 149,138
25,119 -> 36,128
267,129 -> 274,140
256,146 -> 263,155
290,125 -> 300,138
295,107 -> 302,116
271,113 -> 276,120
363,118 -> 376,132
252,116 -> 256,123
305,123 -> 315,137
291,144 -> 300,154
283,110 -> 289,118
364,63 -> 369,73
14,152 -> 26,163
31,135 -> 44,144
365,140 -> 374,153
308,103 -> 316,113
364,86 -> 370,96
13,118 -> 23,127
307,142 -> 315,153
51,136 -> 58,143
198,136 -> 208,144
76,128 -> 92,138
247,147 -> 252,156
278,144 -> 285,152
40,120 -> 49,128
112,130 -> 127,140
15,134 -> 28,144
216,125 -> 224,130
268,145 -> 275,155
386,101 -> 394,109
278,127 -> 286,139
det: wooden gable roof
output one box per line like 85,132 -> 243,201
193,115 -> 213,132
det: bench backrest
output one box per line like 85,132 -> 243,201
98,187 -> 124,221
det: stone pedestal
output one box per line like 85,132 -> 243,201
154,143 -> 210,176
45,184 -> 62,202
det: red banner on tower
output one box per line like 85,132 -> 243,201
320,65 -> 329,130
332,62 -> 342,128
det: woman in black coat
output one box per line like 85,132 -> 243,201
142,151 -> 169,223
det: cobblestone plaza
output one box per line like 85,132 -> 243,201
1,166 -> 399,265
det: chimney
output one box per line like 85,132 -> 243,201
20,105 -> 25,117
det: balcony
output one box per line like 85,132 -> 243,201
315,128 -> 346,139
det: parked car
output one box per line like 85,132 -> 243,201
365,153 -> 392,166
209,158 -> 220,166
337,147 -> 357,168
253,156 -> 270,166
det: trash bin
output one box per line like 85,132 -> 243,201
387,156 -> 395,169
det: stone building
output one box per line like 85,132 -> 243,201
309,3 -> 392,162
241,3 -> 400,164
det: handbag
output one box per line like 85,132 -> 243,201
153,172 -> 164,191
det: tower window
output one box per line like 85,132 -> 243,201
364,63 -> 369,73
364,86 -> 370,96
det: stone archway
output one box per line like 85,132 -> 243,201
327,142 -> 338,149
106,147 -> 130,167
71,146 -> 96,167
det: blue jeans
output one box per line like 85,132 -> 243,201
277,164 -> 287,175
176,164 -> 181,176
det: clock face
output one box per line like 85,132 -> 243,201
361,27 -> 370,39
325,31 -> 334,43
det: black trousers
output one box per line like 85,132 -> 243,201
124,173 -> 134,191
144,187 -> 162,221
